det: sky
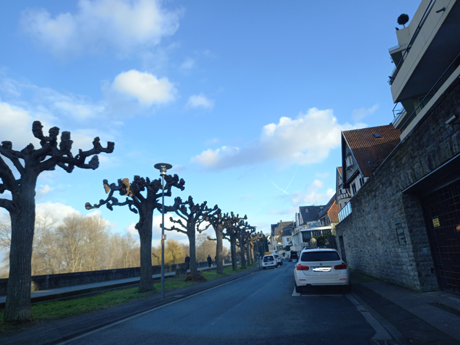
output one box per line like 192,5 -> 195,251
0,0 -> 422,249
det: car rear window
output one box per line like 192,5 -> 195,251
263,256 -> 274,262
301,251 -> 340,262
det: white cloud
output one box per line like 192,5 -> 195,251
111,70 -> 176,105
36,202 -> 81,223
54,102 -> 104,120
180,57 -> 195,70
0,102 -> 35,149
37,185 -> 53,199
0,76 -> 103,121
291,181 -> 335,207
352,104 -> 379,122
21,0 -> 182,58
185,93 -> 214,110
191,108 -> 356,170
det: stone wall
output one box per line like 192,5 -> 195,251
336,77 -> 460,292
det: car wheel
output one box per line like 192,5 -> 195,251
343,284 -> 352,293
263,267 -> 266,270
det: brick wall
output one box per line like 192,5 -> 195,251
336,78 -> 460,292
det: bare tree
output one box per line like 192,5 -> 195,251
86,174 -> 184,292
166,196 -> 214,280
0,121 -> 114,322
224,213 -> 246,271
204,207 -> 228,274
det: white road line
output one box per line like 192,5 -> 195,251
345,293 -> 393,341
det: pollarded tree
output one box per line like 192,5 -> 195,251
204,206 -> 229,274
86,174 -> 185,292
236,220 -> 255,269
224,212 -> 247,271
166,196 -> 216,280
0,121 -> 114,322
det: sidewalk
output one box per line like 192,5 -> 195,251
351,270 -> 460,345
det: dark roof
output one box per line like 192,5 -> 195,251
299,206 -> 324,224
342,124 -> 400,177
319,194 -> 336,218
282,227 -> 293,237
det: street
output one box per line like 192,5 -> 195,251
62,262 -> 382,345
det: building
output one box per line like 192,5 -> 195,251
319,194 -> 340,227
336,0 -> 460,293
336,167 -> 350,211
341,124 -> 400,198
291,205 -> 326,251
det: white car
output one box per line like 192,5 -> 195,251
262,254 -> 278,269
273,254 -> 283,266
293,248 -> 350,292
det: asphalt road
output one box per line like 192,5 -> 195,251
60,261 -> 381,345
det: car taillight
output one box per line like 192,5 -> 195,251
296,264 -> 309,271
334,263 -> 347,270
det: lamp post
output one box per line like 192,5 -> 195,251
154,163 -> 172,299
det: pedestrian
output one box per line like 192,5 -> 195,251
207,254 -> 212,267
185,254 -> 190,269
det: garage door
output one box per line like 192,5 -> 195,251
422,179 -> 460,293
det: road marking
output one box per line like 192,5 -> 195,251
292,288 -> 300,296
345,294 -> 393,342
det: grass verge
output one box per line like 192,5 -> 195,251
0,262 -> 259,332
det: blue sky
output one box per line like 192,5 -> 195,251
0,0 -> 421,248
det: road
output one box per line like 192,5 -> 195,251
61,261 -> 386,345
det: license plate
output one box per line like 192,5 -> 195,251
312,267 -> 331,272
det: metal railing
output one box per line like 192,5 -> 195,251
399,52 -> 460,130
389,0 -> 436,85
338,202 -> 352,223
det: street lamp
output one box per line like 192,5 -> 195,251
154,162 -> 172,299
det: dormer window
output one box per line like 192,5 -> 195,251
374,133 -> 381,138
346,155 -> 353,167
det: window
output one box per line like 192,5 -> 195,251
346,155 -> 353,167
301,251 -> 340,262
352,183 -> 357,194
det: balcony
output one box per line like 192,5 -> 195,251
389,0 -> 460,104
338,202 -> 352,222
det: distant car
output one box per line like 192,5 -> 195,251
289,251 -> 298,262
262,254 -> 278,269
293,248 -> 350,293
273,254 -> 282,266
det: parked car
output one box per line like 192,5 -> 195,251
273,253 -> 282,266
262,254 -> 278,269
289,251 -> 298,262
293,248 -> 350,293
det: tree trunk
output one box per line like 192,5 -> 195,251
231,236 -> 237,271
247,243 -> 252,266
137,211 -> 154,292
215,227 -> 224,274
4,176 -> 36,322
188,231 -> 199,277
240,234 -> 247,269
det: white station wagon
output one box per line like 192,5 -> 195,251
293,248 -> 350,292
